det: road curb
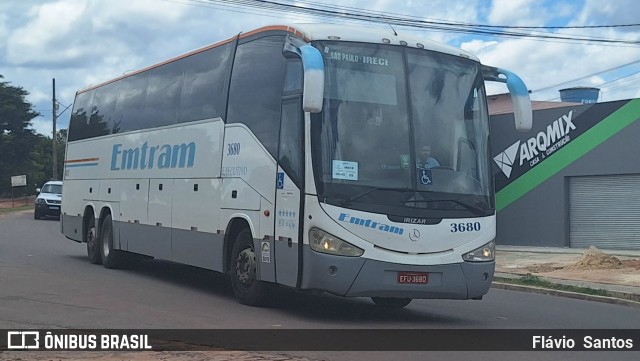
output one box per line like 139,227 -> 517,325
491,281 -> 640,308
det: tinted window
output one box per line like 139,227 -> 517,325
86,83 -> 116,139
143,62 -> 183,128
227,36 -> 287,157
279,98 -> 303,186
115,72 -> 148,133
284,58 -> 303,93
68,91 -> 93,141
68,41 -> 232,140
180,42 -> 232,123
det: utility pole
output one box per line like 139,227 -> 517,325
52,78 -> 58,180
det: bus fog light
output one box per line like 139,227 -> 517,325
328,266 -> 337,275
309,228 -> 363,257
462,240 -> 495,262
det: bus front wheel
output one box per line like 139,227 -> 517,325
230,229 -> 270,306
371,297 -> 412,308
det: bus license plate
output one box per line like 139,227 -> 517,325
397,272 -> 429,284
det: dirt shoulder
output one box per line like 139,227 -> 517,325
496,247 -> 640,287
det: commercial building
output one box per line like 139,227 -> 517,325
490,95 -> 640,250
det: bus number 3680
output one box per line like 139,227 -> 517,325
227,143 -> 241,156
450,222 -> 481,233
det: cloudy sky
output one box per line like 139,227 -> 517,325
1,0 -> 639,136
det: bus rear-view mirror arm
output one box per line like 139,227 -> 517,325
284,36 -> 325,113
482,65 -> 533,132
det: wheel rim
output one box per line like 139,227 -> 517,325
102,226 -> 110,258
87,226 -> 97,253
235,247 -> 256,286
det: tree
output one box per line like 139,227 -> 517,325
0,75 -> 41,197
55,128 -> 67,180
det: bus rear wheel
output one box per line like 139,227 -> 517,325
230,229 -> 270,306
100,214 -> 123,269
371,297 -> 412,308
86,215 -> 101,264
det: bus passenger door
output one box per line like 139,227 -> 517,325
274,96 -> 304,287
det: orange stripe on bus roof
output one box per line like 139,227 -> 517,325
77,25 -> 309,95
238,25 -> 309,41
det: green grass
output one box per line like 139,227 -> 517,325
494,273 -> 610,297
0,205 -> 33,215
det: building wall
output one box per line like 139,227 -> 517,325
490,99 -> 640,247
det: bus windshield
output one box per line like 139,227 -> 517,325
311,41 -> 493,218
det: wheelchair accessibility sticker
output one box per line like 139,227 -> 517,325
277,172 -> 285,189
420,169 -> 432,185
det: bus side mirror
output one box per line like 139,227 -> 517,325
284,37 -> 325,113
483,65 -> 533,132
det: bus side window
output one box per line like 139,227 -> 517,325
179,42 -> 232,123
142,62 -> 183,129
284,58 -> 303,93
86,83 -> 117,139
67,91 -> 93,142
227,35 -> 287,158
115,72 -> 148,134
279,98 -> 303,187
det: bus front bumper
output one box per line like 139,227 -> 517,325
300,247 -> 494,300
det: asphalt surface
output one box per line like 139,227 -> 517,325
1,210 -> 639,360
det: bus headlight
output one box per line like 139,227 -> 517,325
462,240 -> 495,262
309,228 -> 364,257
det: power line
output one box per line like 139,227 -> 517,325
191,0 -> 640,46
540,70 -> 640,102
289,0 -> 640,30
166,0 -> 640,47
597,69 -> 640,89
166,0 -> 640,101
532,59 -> 640,93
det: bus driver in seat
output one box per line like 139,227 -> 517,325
416,144 -> 440,169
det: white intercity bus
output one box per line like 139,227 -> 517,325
61,24 -> 532,307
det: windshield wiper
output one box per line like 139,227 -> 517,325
339,186 -> 411,207
403,197 -> 487,215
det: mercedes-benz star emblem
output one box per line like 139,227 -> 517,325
409,229 -> 421,242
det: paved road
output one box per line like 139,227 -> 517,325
1,211 -> 639,360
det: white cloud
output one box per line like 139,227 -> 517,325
588,75 -> 605,86
7,0 -> 87,65
472,19 -> 640,100
0,13 -> 8,47
577,0 -> 640,27
487,0 -> 544,26
91,0 -> 185,29
1,0 -> 640,136
461,39 -> 498,53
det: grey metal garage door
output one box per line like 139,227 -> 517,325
569,174 -> 640,250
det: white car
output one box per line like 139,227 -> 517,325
34,181 -> 63,219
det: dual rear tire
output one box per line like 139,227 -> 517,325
86,213 -> 123,268
100,214 -> 123,269
86,216 -> 101,264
